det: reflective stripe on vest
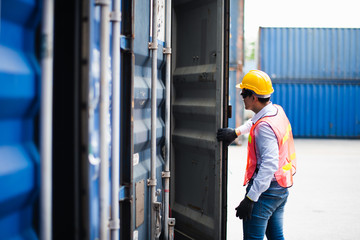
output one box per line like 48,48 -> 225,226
243,104 -> 297,188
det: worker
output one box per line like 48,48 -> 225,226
217,70 -> 296,239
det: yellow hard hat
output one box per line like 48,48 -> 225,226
236,70 -> 274,96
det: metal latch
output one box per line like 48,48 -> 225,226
163,47 -> 172,55
108,219 -> 120,230
110,11 -> 121,22
154,202 -> 162,238
168,218 -> 176,240
148,42 -> 158,50
162,171 -> 170,179
147,178 -> 157,186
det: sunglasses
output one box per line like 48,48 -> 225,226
240,89 -> 254,99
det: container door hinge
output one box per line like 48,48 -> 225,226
228,105 -> 232,118
119,185 -> 130,201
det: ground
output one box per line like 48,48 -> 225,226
227,139 -> 360,240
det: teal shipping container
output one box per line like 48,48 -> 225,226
259,27 -> 360,138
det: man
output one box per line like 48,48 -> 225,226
217,70 -> 296,240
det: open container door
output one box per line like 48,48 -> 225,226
171,0 -> 230,239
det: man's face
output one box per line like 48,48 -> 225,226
240,89 -> 254,110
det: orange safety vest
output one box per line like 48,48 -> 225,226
244,104 -> 296,188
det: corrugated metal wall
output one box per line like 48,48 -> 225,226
0,0 -> 40,238
259,27 -> 360,138
272,83 -> 360,138
259,28 -> 360,80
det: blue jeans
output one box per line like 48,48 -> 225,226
243,180 -> 289,240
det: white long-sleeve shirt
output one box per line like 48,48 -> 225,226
236,103 -> 279,202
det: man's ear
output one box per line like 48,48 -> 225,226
252,95 -> 257,102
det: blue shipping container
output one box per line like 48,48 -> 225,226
0,0 -> 40,239
259,27 -> 360,80
0,0 -> 231,239
272,83 -> 360,138
259,27 -> 360,138
228,0 -> 244,130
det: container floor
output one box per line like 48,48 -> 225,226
227,139 -> 360,240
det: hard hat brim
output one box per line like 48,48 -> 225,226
236,70 -> 274,95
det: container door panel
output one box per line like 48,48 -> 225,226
171,0 -> 227,239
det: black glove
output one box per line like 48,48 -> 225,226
235,196 -> 254,221
217,128 -> 237,147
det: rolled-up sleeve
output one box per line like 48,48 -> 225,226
236,119 -> 252,135
246,122 -> 279,202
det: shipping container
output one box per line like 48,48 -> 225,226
259,27 -> 360,80
228,0 -> 244,132
0,0 -> 40,239
0,0 -> 234,239
272,83 -> 360,138
258,27 -> 360,138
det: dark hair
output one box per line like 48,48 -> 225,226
240,89 -> 254,98
241,89 -> 271,103
258,97 -> 270,103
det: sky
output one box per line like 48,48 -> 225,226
244,0 -> 360,41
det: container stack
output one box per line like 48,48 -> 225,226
258,27 -> 360,138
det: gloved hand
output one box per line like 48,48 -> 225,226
217,128 -> 237,147
235,196 -> 254,221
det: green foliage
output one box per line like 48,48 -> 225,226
245,41 -> 255,60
